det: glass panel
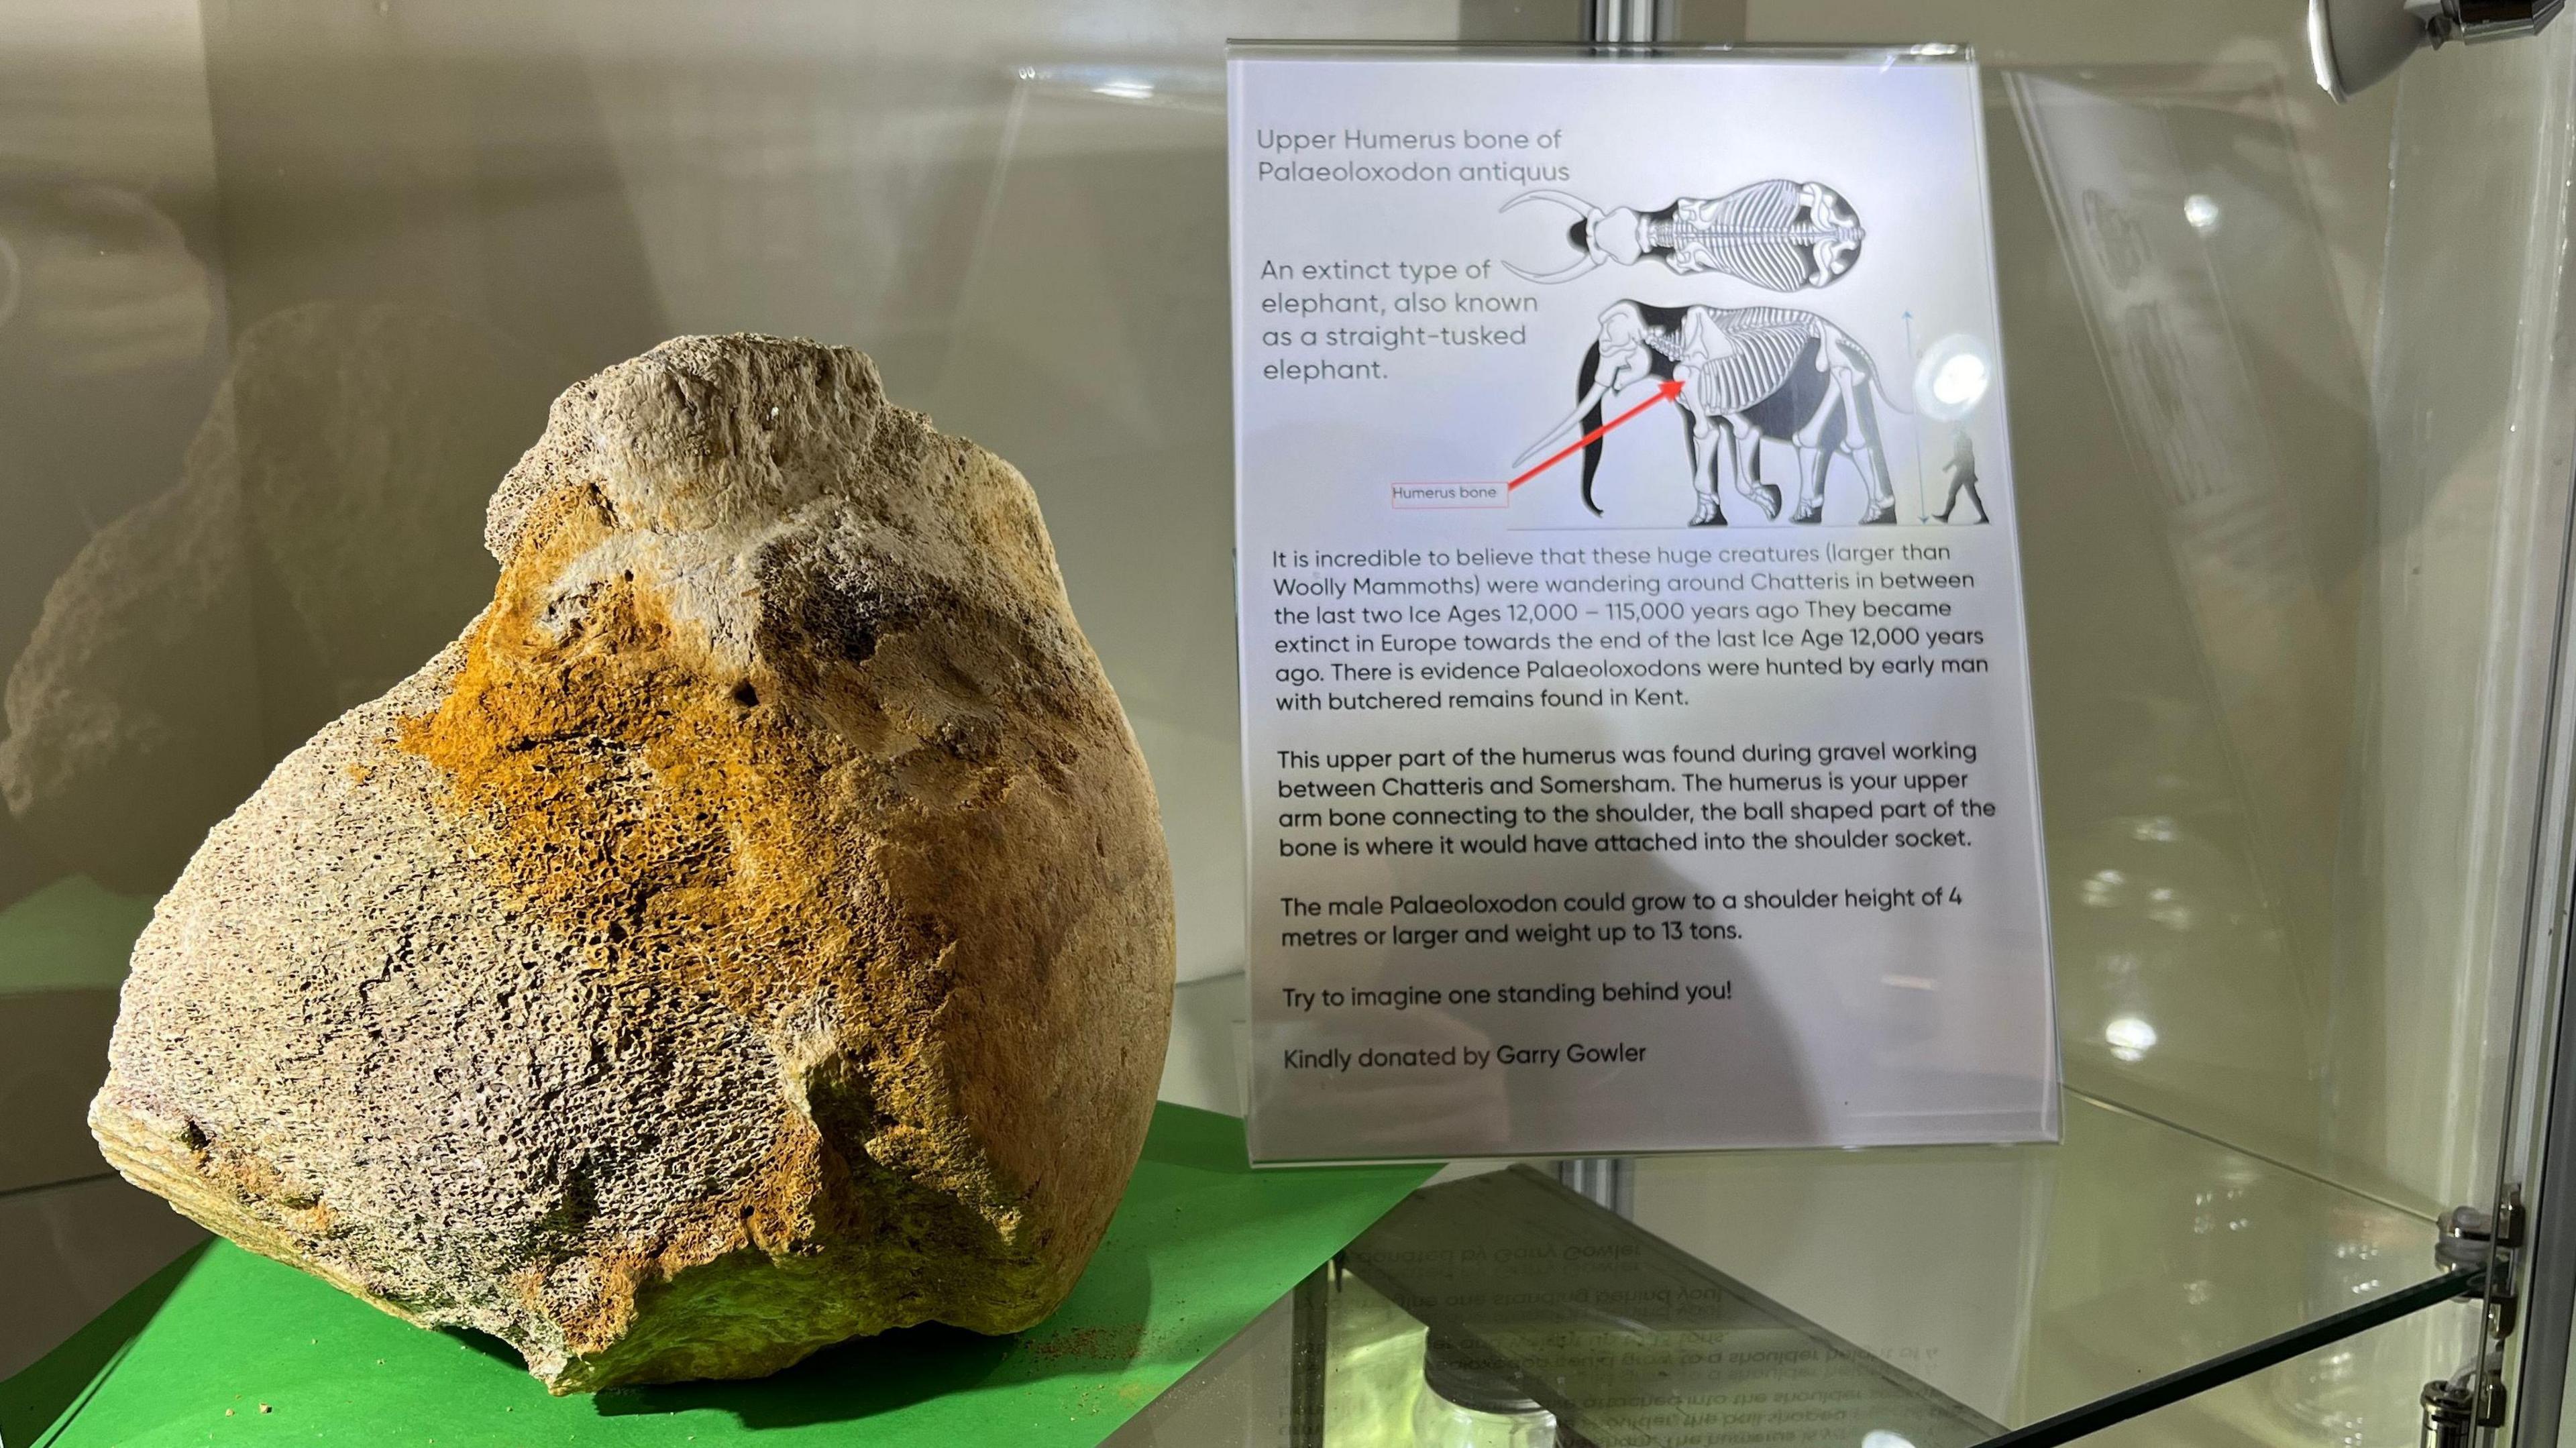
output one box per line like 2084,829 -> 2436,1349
1099,1289 -> 1301,1447
1624,1091 -> 2435,1429
2010,1308 -> 2459,1448
5,0 -> 2574,1436
1110,1090 -> 2477,1445
1338,1170 -> 2001,1448
1750,1 -> 2575,1227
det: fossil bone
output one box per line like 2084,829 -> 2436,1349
88,333 -> 1177,1394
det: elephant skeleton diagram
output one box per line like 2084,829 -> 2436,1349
1505,180 -> 1911,528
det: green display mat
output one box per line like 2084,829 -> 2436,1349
0,875 -> 154,995
3,1104 -> 1432,1447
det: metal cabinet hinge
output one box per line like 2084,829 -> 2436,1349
2312,0 -> 2561,100
2423,1188 -> 2526,1442
2440,1192 -> 2526,1339
2424,1368 -> 2510,1443
2440,1194 -> 2526,1262
2434,0 -> 2565,45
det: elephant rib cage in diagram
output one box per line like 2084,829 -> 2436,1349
1642,306 -> 1821,417
1648,182 -> 1848,292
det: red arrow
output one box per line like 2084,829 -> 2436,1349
1507,377 -> 1687,491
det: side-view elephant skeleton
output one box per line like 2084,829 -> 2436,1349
1515,301 -> 1904,526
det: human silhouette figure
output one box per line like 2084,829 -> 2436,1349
1935,429 -> 1988,524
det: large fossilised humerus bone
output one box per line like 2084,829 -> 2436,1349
89,335 -> 1177,1393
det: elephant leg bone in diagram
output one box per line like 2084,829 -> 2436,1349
1503,179 -> 1864,290
1515,302 -> 1906,526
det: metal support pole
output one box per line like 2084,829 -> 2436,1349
2423,1374 -> 2478,1447
1553,1158 -> 1635,1217
1585,0 -> 1676,44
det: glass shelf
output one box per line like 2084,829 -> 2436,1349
1107,1089 -> 2475,1446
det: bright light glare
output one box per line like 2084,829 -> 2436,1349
1931,353 -> 1988,410
1864,1433 -> 1921,1448
2105,1015 -> 2159,1062
1091,78 -> 1155,101
1911,333 -> 1994,422
2183,193 -> 2222,233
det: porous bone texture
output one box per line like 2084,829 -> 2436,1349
89,335 -> 1176,1392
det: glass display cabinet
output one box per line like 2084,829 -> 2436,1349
7,1 -> 2576,1445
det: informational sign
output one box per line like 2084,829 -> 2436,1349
1229,47 -> 2054,1163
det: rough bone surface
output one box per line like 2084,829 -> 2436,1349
89,335 -> 1176,1392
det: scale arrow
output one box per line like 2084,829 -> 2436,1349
1902,311 -> 1927,522
1506,377 -> 1686,490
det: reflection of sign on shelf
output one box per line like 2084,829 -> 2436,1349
1231,46 -> 2057,1163
1342,1166 -> 2004,1446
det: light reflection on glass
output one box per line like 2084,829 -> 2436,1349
1931,352 -> 1988,409
1911,332 -> 1994,421
2105,1014 -> 2159,1062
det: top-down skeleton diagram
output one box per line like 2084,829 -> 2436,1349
1515,300 -> 1907,526
1504,180 -> 1866,290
